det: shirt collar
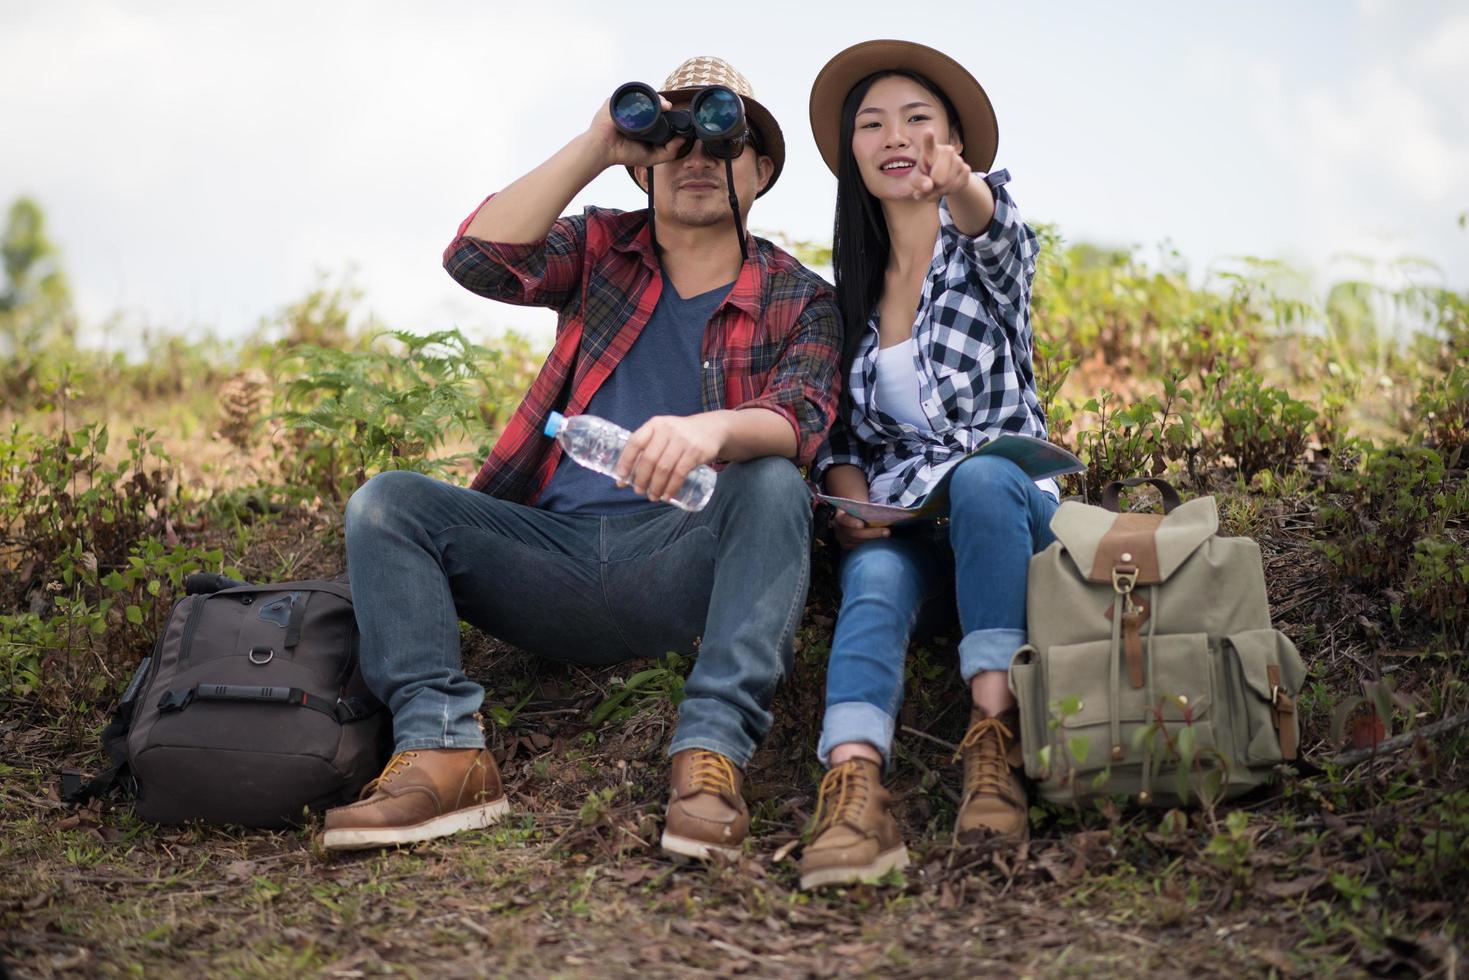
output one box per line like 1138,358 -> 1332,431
612,213 -> 766,316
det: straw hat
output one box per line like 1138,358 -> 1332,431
808,40 -> 998,176
624,55 -> 785,197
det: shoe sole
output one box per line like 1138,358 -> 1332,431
659,830 -> 742,862
321,797 -> 511,851
799,845 -> 911,890
955,821 -> 1029,847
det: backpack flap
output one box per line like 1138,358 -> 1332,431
1048,495 -> 1220,588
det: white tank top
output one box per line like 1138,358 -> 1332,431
872,338 -> 928,429
866,337 -> 1061,506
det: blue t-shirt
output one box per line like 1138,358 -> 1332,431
537,273 -> 733,515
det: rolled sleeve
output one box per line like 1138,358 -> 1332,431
944,169 -> 1038,311
810,416 -> 866,487
733,295 -> 842,466
442,199 -> 589,312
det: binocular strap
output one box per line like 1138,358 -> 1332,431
644,161 -> 748,262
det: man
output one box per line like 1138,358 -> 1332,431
321,57 -> 841,861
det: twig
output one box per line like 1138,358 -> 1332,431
899,725 -> 959,755
1326,709 -> 1469,768
894,740 -> 961,806
457,914 -> 493,940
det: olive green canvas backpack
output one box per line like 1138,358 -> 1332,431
1008,479 -> 1307,807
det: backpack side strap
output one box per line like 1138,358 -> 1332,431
156,683 -> 376,724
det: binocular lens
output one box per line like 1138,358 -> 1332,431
691,87 -> 743,140
611,88 -> 660,134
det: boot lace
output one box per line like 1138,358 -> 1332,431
810,760 -> 872,836
360,750 -> 419,798
954,717 -> 1015,800
688,750 -> 737,798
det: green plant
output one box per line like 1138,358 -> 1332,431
1068,374 -> 1200,498
1203,809 -> 1257,886
587,653 -> 690,726
1314,445 -> 1467,645
1209,369 -> 1318,480
273,328 -> 530,499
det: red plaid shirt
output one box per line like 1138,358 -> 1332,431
444,201 -> 842,502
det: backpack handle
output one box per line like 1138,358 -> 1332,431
1101,478 -> 1182,514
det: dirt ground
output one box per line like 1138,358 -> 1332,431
3,489 -> 1466,979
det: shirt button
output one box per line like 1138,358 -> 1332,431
703,360 -> 711,369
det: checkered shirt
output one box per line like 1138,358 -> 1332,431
445,202 -> 842,503
812,170 -> 1047,507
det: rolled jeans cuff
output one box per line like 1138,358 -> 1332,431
817,701 -> 896,769
667,735 -> 754,770
958,627 -> 1027,681
394,735 -> 487,753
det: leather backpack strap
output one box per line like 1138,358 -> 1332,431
1101,478 -> 1182,514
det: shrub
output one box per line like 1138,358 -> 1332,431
1068,374 -> 1200,499
272,328 -> 534,500
1209,370 -> 1318,480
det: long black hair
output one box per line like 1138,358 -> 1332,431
831,70 -> 963,389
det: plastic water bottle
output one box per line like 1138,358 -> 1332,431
543,411 -> 717,512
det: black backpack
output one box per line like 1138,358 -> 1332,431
63,573 -> 390,828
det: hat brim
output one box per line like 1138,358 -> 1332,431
623,89 -> 785,198
808,40 -> 997,176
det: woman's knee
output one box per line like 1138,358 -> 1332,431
949,454 -> 1028,500
840,542 -> 920,597
947,456 -> 1031,523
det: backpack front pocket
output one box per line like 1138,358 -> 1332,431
1221,629 -> 1306,767
1043,632 -> 1217,793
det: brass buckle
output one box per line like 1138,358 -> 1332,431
1111,564 -> 1138,595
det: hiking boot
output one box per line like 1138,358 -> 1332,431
321,747 -> 509,851
660,749 -> 749,861
798,758 -> 909,890
954,707 -> 1028,845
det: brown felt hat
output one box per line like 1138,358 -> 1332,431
624,55 -> 785,197
808,40 -> 998,176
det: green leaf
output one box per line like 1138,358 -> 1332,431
1176,725 -> 1198,766
125,605 -> 143,625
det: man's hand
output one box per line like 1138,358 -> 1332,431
832,510 -> 891,550
585,97 -> 691,171
615,414 -> 729,503
909,131 -> 972,202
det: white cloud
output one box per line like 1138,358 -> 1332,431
4,0 -> 1466,345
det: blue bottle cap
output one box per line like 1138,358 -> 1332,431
543,411 -> 566,438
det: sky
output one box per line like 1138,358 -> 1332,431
3,0 -> 1466,349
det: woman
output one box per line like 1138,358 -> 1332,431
799,40 -> 1059,890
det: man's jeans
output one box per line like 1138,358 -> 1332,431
818,456 -> 1059,768
344,457 -> 811,768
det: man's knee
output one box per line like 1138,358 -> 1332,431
345,469 -> 438,537
716,456 -> 807,512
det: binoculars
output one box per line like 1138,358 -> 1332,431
609,82 -> 752,159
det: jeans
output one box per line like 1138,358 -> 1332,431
818,456 -> 1060,767
344,456 -> 812,767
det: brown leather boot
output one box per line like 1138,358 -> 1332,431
798,758 -> 909,890
954,707 -> 1028,845
660,749 -> 749,861
321,748 -> 509,851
